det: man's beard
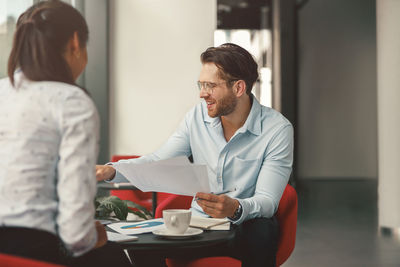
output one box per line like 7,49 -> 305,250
209,91 -> 237,118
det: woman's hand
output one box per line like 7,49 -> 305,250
93,221 -> 107,249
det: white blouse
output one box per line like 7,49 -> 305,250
0,73 -> 100,257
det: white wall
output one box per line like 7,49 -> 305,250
297,0 -> 377,179
109,0 -> 216,156
377,0 -> 400,229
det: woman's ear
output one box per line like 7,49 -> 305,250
71,32 -> 81,59
64,32 -> 86,81
65,32 -> 81,59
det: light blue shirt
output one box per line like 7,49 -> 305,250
112,95 -> 293,224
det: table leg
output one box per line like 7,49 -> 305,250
152,192 -> 157,217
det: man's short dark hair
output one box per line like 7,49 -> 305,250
200,43 -> 259,95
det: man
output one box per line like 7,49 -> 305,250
97,43 -> 293,267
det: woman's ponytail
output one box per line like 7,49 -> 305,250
7,0 -> 88,88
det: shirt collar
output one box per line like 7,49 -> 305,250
238,94 -> 262,136
202,94 -> 262,135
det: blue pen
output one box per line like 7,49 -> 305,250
211,188 -> 236,195
195,188 -> 236,201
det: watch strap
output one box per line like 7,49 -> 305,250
228,202 -> 243,221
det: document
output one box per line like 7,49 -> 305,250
106,231 -> 138,242
113,157 -> 210,196
108,218 -> 165,235
189,216 -> 230,230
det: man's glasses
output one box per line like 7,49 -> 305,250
197,80 -> 238,94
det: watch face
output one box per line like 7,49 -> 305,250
229,203 -> 243,221
234,204 -> 242,219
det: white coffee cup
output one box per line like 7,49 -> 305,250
163,209 -> 192,234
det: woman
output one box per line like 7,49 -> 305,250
0,1 -> 131,266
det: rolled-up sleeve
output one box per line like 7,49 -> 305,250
56,90 -> 99,257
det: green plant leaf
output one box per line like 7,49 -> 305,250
95,195 -> 153,221
123,200 -> 153,217
128,209 -> 150,220
96,203 -> 112,219
96,196 -> 128,220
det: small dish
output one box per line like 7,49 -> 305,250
152,227 -> 203,239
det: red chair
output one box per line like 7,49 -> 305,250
110,155 -> 174,213
154,194 -> 194,218
164,184 -> 298,267
0,253 -> 66,267
110,155 -> 154,211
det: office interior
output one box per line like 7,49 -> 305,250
1,0 -> 399,266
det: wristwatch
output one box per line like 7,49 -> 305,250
228,202 -> 243,221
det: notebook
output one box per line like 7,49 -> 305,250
189,216 -> 230,230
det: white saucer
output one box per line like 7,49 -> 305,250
152,227 -> 203,239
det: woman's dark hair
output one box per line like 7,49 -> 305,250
7,0 -> 88,87
200,43 -> 259,95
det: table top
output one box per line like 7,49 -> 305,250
107,223 -> 236,253
119,229 -> 235,250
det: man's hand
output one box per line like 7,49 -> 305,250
95,165 -> 116,181
195,192 -> 239,218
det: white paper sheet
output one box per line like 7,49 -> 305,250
113,157 -> 210,196
106,231 -> 138,242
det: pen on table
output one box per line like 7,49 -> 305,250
189,220 -> 230,230
206,220 -> 230,229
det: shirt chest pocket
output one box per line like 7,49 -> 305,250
230,156 -> 263,193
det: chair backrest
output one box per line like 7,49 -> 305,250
111,155 -> 140,162
0,253 -> 66,267
155,194 -> 193,218
110,155 -> 153,207
164,184 -> 298,267
275,184 -> 298,265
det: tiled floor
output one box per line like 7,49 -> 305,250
283,179 -> 400,267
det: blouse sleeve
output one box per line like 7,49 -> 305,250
55,89 -> 100,257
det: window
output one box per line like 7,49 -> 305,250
214,29 -> 272,107
216,0 -> 272,107
0,0 -> 34,78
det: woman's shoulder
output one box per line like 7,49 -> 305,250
28,80 -> 94,108
31,80 -> 87,98
0,77 -> 12,92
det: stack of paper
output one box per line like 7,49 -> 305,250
106,231 -> 138,242
113,157 -> 210,196
190,216 -> 230,230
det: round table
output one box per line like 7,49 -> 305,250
110,227 -> 237,262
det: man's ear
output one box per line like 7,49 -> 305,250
235,80 -> 247,97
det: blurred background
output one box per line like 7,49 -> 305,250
1,0 -> 399,266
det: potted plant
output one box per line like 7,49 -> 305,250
95,195 -> 152,221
